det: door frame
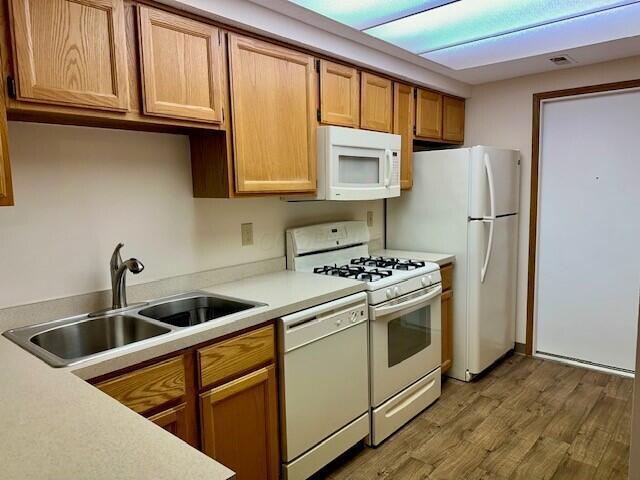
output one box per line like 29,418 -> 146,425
525,78 -> 640,355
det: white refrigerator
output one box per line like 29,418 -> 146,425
387,146 -> 520,381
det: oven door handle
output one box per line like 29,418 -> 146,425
373,285 -> 442,319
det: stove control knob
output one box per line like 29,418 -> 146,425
386,288 -> 393,299
394,286 -> 401,296
428,274 -> 434,284
350,311 -> 357,323
335,319 -> 342,326
421,276 -> 428,286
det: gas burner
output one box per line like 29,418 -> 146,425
313,264 -> 392,282
350,256 -> 426,271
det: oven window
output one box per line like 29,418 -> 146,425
338,155 -> 380,184
388,306 -> 431,368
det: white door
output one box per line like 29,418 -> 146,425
467,215 -> 518,376
536,89 -> 640,372
469,146 -> 520,218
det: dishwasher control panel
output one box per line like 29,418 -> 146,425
279,292 -> 368,353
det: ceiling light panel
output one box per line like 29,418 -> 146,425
364,0 -> 637,53
422,2 -> 640,70
289,0 -> 457,30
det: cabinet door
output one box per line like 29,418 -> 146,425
415,89 -> 442,140
393,83 -> 414,190
0,85 -> 13,207
9,0 -> 129,111
443,96 -> 465,143
360,72 -> 392,132
138,6 -> 223,123
200,365 -> 279,480
441,289 -> 453,374
319,60 -> 359,127
148,403 -> 189,443
229,34 -> 316,194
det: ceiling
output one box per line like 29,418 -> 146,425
283,0 -> 640,84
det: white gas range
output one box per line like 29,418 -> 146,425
286,221 -> 442,448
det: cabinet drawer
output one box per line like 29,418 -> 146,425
441,263 -> 453,292
198,325 -> 275,389
95,356 -> 186,414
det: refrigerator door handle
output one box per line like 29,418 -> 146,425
483,153 -> 496,220
480,219 -> 494,283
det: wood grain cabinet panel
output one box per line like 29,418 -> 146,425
443,95 -> 465,143
95,356 -> 186,414
200,365 -> 279,480
440,263 -> 454,375
319,60 -> 359,127
228,33 -> 317,194
393,82 -> 414,190
198,325 -> 275,389
415,89 -> 442,140
0,83 -> 13,207
137,6 -> 223,123
147,402 -> 189,442
8,0 -> 130,111
360,71 -> 392,132
441,289 -> 453,375
440,263 -> 453,292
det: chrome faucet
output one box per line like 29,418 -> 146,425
110,243 -> 144,310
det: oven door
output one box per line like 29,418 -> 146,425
327,145 -> 399,200
369,284 -> 442,407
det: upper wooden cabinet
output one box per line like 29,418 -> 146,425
8,0 -> 130,111
0,85 -> 12,207
360,72 -> 392,133
415,89 -> 442,140
137,6 -> 223,123
319,60 -> 359,127
443,95 -> 465,143
228,34 -> 316,194
393,83 -> 414,190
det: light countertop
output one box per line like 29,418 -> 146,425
373,249 -> 455,267
0,270 -> 365,480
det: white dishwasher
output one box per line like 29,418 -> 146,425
278,292 -> 370,480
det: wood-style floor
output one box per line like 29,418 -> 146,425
320,354 -> 633,480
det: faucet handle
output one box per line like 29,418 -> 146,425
110,242 -> 125,273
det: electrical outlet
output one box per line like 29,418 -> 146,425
367,211 -> 374,227
241,223 -> 253,246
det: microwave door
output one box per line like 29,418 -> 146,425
329,146 -> 389,200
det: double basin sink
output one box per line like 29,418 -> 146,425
3,292 -> 266,367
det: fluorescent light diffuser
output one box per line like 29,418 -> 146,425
289,0 -> 457,30
422,2 -> 640,70
364,0 -> 637,53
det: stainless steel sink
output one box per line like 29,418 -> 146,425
30,315 -> 169,361
3,291 -> 266,367
138,295 -> 262,328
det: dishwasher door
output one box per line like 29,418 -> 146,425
279,292 -> 369,462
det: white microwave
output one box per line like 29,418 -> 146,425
288,126 -> 401,201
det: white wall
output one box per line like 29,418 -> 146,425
0,122 -> 383,309
465,55 -> 640,343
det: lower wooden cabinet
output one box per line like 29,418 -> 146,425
200,365 -> 280,480
441,289 -> 453,374
90,323 -> 279,479
440,263 -> 454,374
148,403 -> 189,442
